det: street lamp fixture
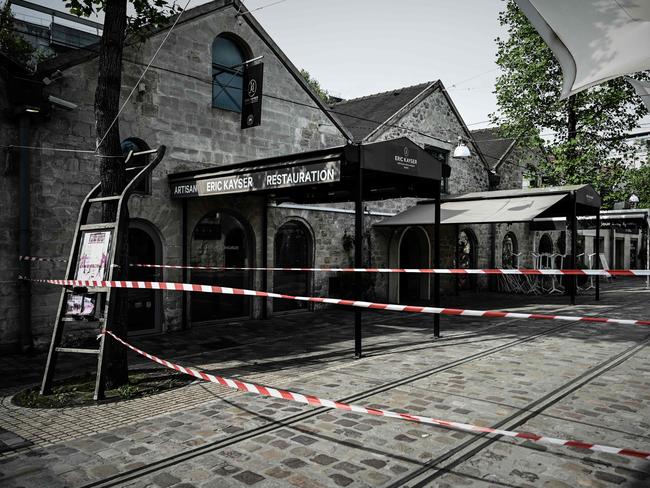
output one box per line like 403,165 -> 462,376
453,137 -> 471,158
629,193 -> 640,208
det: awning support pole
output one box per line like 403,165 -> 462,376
433,180 -> 441,338
646,215 -> 649,289
569,192 -> 577,305
262,196 -> 269,320
354,147 -> 364,358
454,224 -> 460,297
595,211 -> 600,301
182,198 -> 189,329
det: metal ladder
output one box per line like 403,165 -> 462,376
40,146 -> 166,400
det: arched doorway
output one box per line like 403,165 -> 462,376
399,227 -> 430,304
273,220 -> 313,312
538,233 -> 554,268
457,229 -> 478,291
502,232 -> 518,268
190,211 -> 252,323
127,221 -> 162,334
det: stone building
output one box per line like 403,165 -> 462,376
0,0 -> 530,352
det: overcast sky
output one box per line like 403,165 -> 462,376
12,0 -> 509,127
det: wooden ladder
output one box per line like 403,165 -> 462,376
40,146 -> 166,400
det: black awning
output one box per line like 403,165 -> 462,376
167,137 -> 442,204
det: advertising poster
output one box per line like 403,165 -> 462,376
76,230 -> 112,281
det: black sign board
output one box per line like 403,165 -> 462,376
171,161 -> 341,199
362,138 -> 441,180
241,62 -> 264,129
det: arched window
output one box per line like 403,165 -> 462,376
502,232 -> 518,268
212,35 -> 246,112
274,221 -> 313,312
539,234 -> 553,254
456,229 -> 478,291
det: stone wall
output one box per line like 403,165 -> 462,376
0,69 -> 20,350
0,1 -> 347,349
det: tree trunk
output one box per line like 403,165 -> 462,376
567,94 -> 577,142
95,0 -> 129,388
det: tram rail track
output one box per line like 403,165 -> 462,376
388,334 -> 650,487
77,312 -> 603,488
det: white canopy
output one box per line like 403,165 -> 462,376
375,194 -> 566,226
626,77 -> 650,111
515,0 -> 650,98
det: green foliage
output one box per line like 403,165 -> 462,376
300,68 -> 336,104
0,2 -> 35,65
492,0 -> 650,208
628,156 -> 650,208
65,0 -> 181,35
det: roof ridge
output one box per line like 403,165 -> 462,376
331,80 -> 438,107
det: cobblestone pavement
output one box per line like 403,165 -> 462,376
1,282 -> 649,487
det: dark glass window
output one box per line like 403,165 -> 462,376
274,221 -> 312,312
212,36 -> 244,112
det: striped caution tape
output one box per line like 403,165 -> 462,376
16,256 -> 650,276
19,255 -> 68,263
26,277 -> 650,326
103,330 -> 650,461
132,263 -> 650,277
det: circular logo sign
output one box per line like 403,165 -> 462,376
247,79 -> 257,97
403,146 -> 409,158
246,114 -> 255,126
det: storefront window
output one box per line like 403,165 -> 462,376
190,212 -> 250,323
274,221 -> 312,312
502,232 -> 518,268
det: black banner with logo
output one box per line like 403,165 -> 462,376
241,62 -> 264,129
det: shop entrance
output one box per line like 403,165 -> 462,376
399,227 -> 430,304
273,220 -> 313,312
190,211 -> 251,323
127,221 -> 162,334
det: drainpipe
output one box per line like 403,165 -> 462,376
18,113 -> 33,352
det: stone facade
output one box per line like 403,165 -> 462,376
0,1 -> 534,352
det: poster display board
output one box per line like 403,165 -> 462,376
75,230 -> 112,281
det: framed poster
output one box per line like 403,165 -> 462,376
76,230 -> 112,281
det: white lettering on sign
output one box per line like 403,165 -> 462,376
172,162 -> 340,199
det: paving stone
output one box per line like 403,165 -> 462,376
333,461 -> 364,474
361,458 -> 387,469
311,454 -> 337,465
232,470 -> 265,485
594,471 -> 626,484
282,458 -> 308,469
152,472 -> 182,487
291,435 -> 317,446
329,473 -> 354,486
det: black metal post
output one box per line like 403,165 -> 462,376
454,224 -> 460,297
433,180 -> 441,338
595,211 -> 600,301
261,196 -> 269,319
181,199 -> 189,329
354,146 -> 364,358
569,192 -> 577,305
18,114 -> 33,352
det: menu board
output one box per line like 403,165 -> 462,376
76,230 -> 112,281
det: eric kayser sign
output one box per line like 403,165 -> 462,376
171,161 -> 341,199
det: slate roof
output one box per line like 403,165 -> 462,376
471,127 -> 517,169
330,82 -> 436,141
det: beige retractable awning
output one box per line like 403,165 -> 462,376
515,0 -> 650,98
376,194 -> 567,226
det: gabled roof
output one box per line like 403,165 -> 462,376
471,127 -> 517,170
330,81 -> 435,142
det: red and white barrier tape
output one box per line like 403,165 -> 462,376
131,263 -> 650,277
103,330 -> 650,461
17,256 -> 650,276
27,277 -> 650,326
19,255 -> 68,263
